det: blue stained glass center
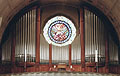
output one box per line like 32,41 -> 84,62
48,20 -> 72,44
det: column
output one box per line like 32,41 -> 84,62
49,44 -> 52,66
36,7 -> 40,64
80,7 -> 85,69
69,44 -> 72,66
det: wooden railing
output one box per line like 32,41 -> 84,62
0,72 -> 120,76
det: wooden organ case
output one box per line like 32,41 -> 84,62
0,5 -> 119,74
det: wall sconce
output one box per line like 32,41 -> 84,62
54,65 -> 56,68
70,65 -> 72,69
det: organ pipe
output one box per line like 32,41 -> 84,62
52,45 -> 69,64
109,35 -> 119,65
71,34 -> 81,64
32,9 -> 36,62
40,34 -> 49,64
2,35 -> 11,64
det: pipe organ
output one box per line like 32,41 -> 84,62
15,8 -> 36,63
2,35 -> 11,64
52,45 -> 69,64
109,35 -> 119,65
0,6 -> 119,73
40,34 -> 49,64
84,9 -> 105,63
71,34 -> 81,64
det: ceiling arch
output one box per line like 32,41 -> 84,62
0,0 -> 120,43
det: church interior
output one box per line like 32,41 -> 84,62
0,0 -> 120,76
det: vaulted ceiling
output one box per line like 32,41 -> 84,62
0,0 -> 120,42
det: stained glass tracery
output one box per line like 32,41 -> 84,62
43,16 -> 76,46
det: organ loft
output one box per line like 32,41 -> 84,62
0,0 -> 120,76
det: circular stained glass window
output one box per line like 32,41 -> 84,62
43,16 -> 76,46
